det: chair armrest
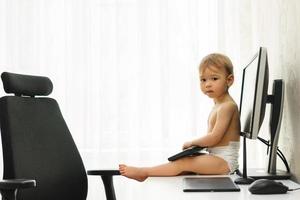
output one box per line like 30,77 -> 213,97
87,170 -> 120,200
0,179 -> 36,190
0,179 -> 36,200
87,170 -> 120,176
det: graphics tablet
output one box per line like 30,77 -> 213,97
168,146 -> 207,161
183,177 -> 240,192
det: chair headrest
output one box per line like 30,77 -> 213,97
1,72 -> 53,96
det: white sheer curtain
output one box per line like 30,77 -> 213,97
0,0 -> 219,168
0,0 -> 265,172
1,0 -> 270,199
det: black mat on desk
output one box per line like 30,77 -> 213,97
183,177 -> 240,192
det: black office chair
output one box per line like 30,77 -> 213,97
0,72 -> 120,200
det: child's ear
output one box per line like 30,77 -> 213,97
227,74 -> 234,87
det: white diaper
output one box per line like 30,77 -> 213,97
207,141 -> 240,173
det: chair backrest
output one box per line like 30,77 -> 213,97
0,72 -> 88,200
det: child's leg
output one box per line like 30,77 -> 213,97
119,155 -> 230,182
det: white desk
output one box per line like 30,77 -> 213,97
88,175 -> 300,200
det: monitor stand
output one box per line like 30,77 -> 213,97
235,80 -> 290,184
247,168 -> 290,180
249,80 -> 290,179
234,134 -> 254,184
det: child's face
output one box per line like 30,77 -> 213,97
199,65 -> 233,100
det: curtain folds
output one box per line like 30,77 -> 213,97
2,1 -> 274,199
0,0 -> 260,169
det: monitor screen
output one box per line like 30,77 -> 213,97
240,47 -> 269,139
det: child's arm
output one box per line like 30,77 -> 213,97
185,102 -> 237,148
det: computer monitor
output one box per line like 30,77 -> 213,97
240,47 -> 269,139
235,47 -> 288,184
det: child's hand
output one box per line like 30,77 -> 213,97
182,141 -> 193,150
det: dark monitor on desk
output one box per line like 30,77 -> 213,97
240,47 -> 269,139
237,47 -> 288,182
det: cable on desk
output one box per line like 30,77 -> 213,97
257,136 -> 290,173
288,188 -> 300,191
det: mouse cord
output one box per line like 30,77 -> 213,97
288,188 -> 300,191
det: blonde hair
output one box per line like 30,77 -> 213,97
199,53 -> 234,75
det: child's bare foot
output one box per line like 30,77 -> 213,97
119,164 -> 148,182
